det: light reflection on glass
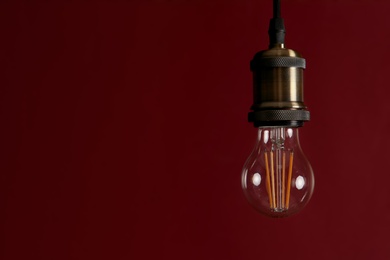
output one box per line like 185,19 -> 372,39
264,130 -> 269,144
296,176 -> 305,190
252,173 -> 261,186
287,128 -> 293,138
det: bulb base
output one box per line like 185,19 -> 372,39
249,45 -> 310,127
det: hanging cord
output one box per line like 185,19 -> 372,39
268,0 -> 285,47
273,0 -> 281,18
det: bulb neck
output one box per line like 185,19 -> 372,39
255,127 -> 301,149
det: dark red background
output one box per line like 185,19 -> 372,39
1,0 -> 390,259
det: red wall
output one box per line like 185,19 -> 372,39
1,1 -> 390,259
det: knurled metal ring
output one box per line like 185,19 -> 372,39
250,56 -> 306,70
249,110 -> 310,122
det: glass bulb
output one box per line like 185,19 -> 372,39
241,127 -> 314,217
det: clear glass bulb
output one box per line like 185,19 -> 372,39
241,127 -> 314,218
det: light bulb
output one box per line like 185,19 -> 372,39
242,0 -> 315,217
241,127 -> 314,217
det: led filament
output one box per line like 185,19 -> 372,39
264,147 -> 294,211
242,128 -> 314,217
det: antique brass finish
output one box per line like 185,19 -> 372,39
252,66 -> 304,110
248,44 -> 309,127
251,46 -> 306,110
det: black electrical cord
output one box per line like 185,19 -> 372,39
273,0 -> 281,18
268,0 -> 285,47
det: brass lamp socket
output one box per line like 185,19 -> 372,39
248,44 -> 310,127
